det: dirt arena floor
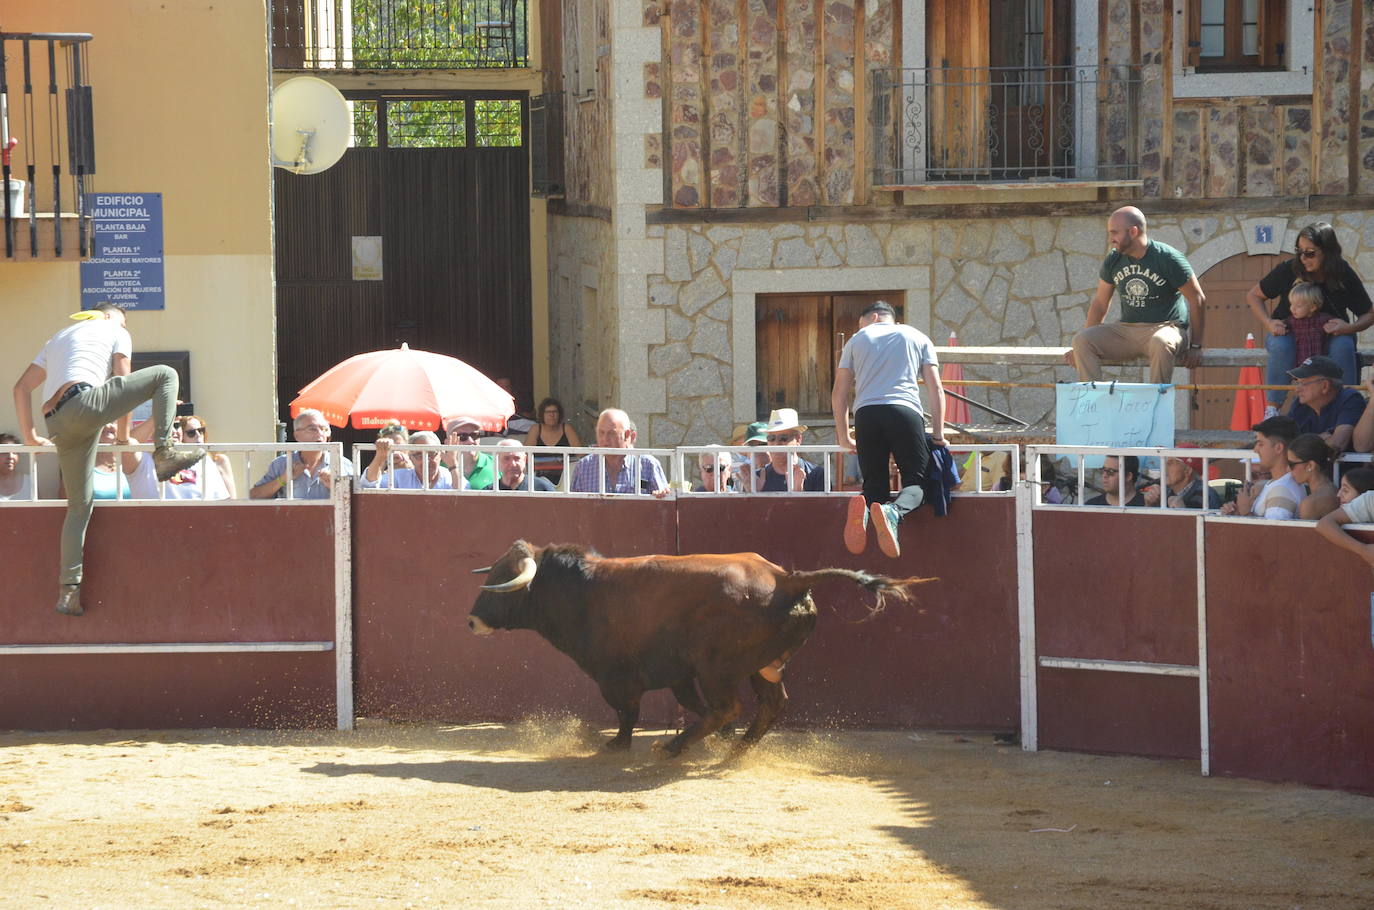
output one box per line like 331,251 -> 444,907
2,721 -> 1372,909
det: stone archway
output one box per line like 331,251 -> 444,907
1191,250 -> 1287,429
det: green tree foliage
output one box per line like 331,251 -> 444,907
342,0 -> 526,149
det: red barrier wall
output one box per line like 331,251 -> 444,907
1037,668 -> 1199,759
353,494 -> 1019,732
0,505 -> 339,730
676,495 -> 1020,729
1204,522 -> 1374,793
1032,510 -> 1200,758
352,494 -> 681,725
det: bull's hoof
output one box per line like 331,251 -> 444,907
714,724 -> 739,740
652,737 -> 686,759
603,736 -> 632,752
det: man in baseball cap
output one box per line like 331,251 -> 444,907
442,416 -> 495,488
1286,355 -> 1363,453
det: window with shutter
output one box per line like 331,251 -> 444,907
755,292 -> 906,418
1186,0 -> 1287,71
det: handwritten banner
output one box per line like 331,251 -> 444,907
1055,382 -> 1175,449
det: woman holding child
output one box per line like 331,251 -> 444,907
1246,222 -> 1374,410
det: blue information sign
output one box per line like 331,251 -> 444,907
79,192 -> 165,311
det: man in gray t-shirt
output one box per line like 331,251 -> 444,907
831,301 -> 947,559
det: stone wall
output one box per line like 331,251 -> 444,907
1362,1 -> 1374,194
626,209 -> 1374,448
1168,98 -> 1313,199
561,0 -> 613,209
647,0 -> 893,208
548,213 -> 618,434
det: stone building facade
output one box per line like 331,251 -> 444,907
541,0 -> 1374,444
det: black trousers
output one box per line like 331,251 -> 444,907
855,404 -> 930,522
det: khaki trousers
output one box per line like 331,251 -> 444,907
43,365 -> 179,585
1071,321 -> 1187,384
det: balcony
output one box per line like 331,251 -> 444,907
271,0 -> 529,70
870,65 -> 1143,190
1,31 -> 95,261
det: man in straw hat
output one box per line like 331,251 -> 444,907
831,300 -> 946,558
12,302 -> 205,616
753,407 -> 825,492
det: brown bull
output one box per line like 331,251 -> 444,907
468,540 -> 930,757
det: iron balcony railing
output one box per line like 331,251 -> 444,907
870,65 -> 1142,186
0,32 -> 95,259
271,0 -> 529,70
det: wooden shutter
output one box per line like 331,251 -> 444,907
927,0 -> 991,175
1185,0 -> 1202,69
756,295 -> 829,415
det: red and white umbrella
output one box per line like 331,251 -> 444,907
289,343 -> 513,432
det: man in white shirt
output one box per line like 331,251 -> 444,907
1315,488 -> 1374,565
1220,415 -> 1306,520
11,303 -> 205,615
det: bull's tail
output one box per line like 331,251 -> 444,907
788,568 -> 936,621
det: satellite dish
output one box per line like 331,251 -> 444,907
270,76 -> 352,175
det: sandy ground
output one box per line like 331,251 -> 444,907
2,721 -> 1372,909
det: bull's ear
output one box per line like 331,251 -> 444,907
512,539 -> 533,556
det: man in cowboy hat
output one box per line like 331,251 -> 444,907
753,408 -> 825,492
12,302 -> 205,616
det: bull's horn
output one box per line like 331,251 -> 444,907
479,556 -> 536,592
471,565 -> 493,575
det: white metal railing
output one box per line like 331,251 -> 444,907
3,440 -> 1030,503
343,442 -> 1022,496
351,443 -> 677,496
0,442 -> 344,504
1028,444 -> 1255,512
1029,445 -> 1374,515
675,444 -> 1018,495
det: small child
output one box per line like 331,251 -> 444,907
1286,281 -> 1335,363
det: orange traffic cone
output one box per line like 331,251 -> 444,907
1229,332 -> 1267,430
942,331 -> 971,425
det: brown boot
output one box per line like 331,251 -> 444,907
56,584 -> 83,616
153,444 -> 207,482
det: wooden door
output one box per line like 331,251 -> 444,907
927,0 -> 990,176
1191,252 -> 1284,429
273,91 -> 532,447
755,292 -> 905,418
989,0 -> 1073,179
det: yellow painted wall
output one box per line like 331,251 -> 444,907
2,0 -> 277,446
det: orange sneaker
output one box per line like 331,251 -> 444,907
843,495 -> 868,554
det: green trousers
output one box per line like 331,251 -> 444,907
43,365 -> 179,585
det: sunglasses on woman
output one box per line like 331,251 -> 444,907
183,425 -> 206,438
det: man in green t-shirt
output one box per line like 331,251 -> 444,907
1066,206 -> 1207,383
442,415 -> 495,489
